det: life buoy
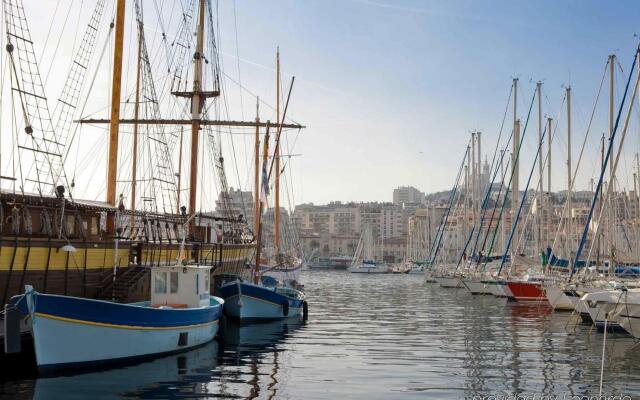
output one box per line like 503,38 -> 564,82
302,300 -> 308,321
282,300 -> 289,317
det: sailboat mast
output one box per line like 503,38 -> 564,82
464,162 -> 469,244
106,0 -> 127,206
254,99 -> 261,241
536,81 -> 543,252
471,132 -> 476,225
177,127 -> 184,213
596,133 -> 604,264
608,54 -> 616,260
636,153 -> 640,221
500,149 -> 506,252
255,123 -> 271,284
477,131 -> 482,217
188,0 -> 206,216
512,120 -> 521,252
637,154 -> 640,261
512,78 -> 519,214
131,13 -> 143,212
547,117 -> 552,246
275,48 -> 281,253
566,86 -> 572,265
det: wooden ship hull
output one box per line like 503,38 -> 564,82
0,192 -> 254,304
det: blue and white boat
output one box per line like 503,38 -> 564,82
218,277 -> 306,321
9,263 -> 223,372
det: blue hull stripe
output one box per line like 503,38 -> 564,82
218,282 -> 304,308
11,293 -> 221,328
34,312 -> 219,331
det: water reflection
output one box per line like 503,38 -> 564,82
2,271 -> 640,399
17,318 -> 304,400
34,342 -> 219,399
218,319 -> 305,400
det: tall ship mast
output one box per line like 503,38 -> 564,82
0,0 -> 304,305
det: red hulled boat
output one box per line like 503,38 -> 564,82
506,277 -> 547,302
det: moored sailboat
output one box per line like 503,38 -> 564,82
218,49 -> 307,320
0,0 -> 299,309
348,225 -> 389,274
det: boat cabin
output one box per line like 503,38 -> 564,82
150,264 -> 211,308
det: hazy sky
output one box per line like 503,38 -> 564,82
218,0 -> 640,205
219,0 -> 640,205
5,0 -> 640,209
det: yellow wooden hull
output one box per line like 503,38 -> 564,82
0,239 -> 254,303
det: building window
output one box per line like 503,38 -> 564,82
154,272 -> 167,294
204,272 -> 210,293
170,271 -> 179,293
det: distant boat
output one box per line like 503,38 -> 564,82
328,256 -> 352,269
506,275 -> 546,302
8,263 -> 223,372
434,274 -> 463,288
309,257 -> 332,269
543,281 -> 574,311
461,275 -> 489,295
348,225 -> 389,274
348,260 -> 390,274
580,287 -> 633,332
408,262 -> 425,275
309,255 -> 351,270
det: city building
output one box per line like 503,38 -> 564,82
393,186 -> 425,205
215,187 -> 254,229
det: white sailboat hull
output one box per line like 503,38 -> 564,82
612,291 -> 640,337
544,284 -> 574,311
348,264 -> 389,274
462,279 -> 486,294
436,276 -> 463,288
581,290 -> 625,331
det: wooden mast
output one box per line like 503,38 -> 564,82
274,47 -> 281,254
254,98 -> 261,246
255,122 -> 271,284
188,0 -> 206,218
131,12 -> 143,212
177,127 -> 184,213
106,0 -> 126,206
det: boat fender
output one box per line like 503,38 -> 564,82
282,300 -> 289,317
302,300 -> 308,321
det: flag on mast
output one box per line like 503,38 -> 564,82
260,147 -> 269,213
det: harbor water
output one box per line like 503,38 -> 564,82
2,270 -> 640,399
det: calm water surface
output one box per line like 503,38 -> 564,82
2,270 -> 640,399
